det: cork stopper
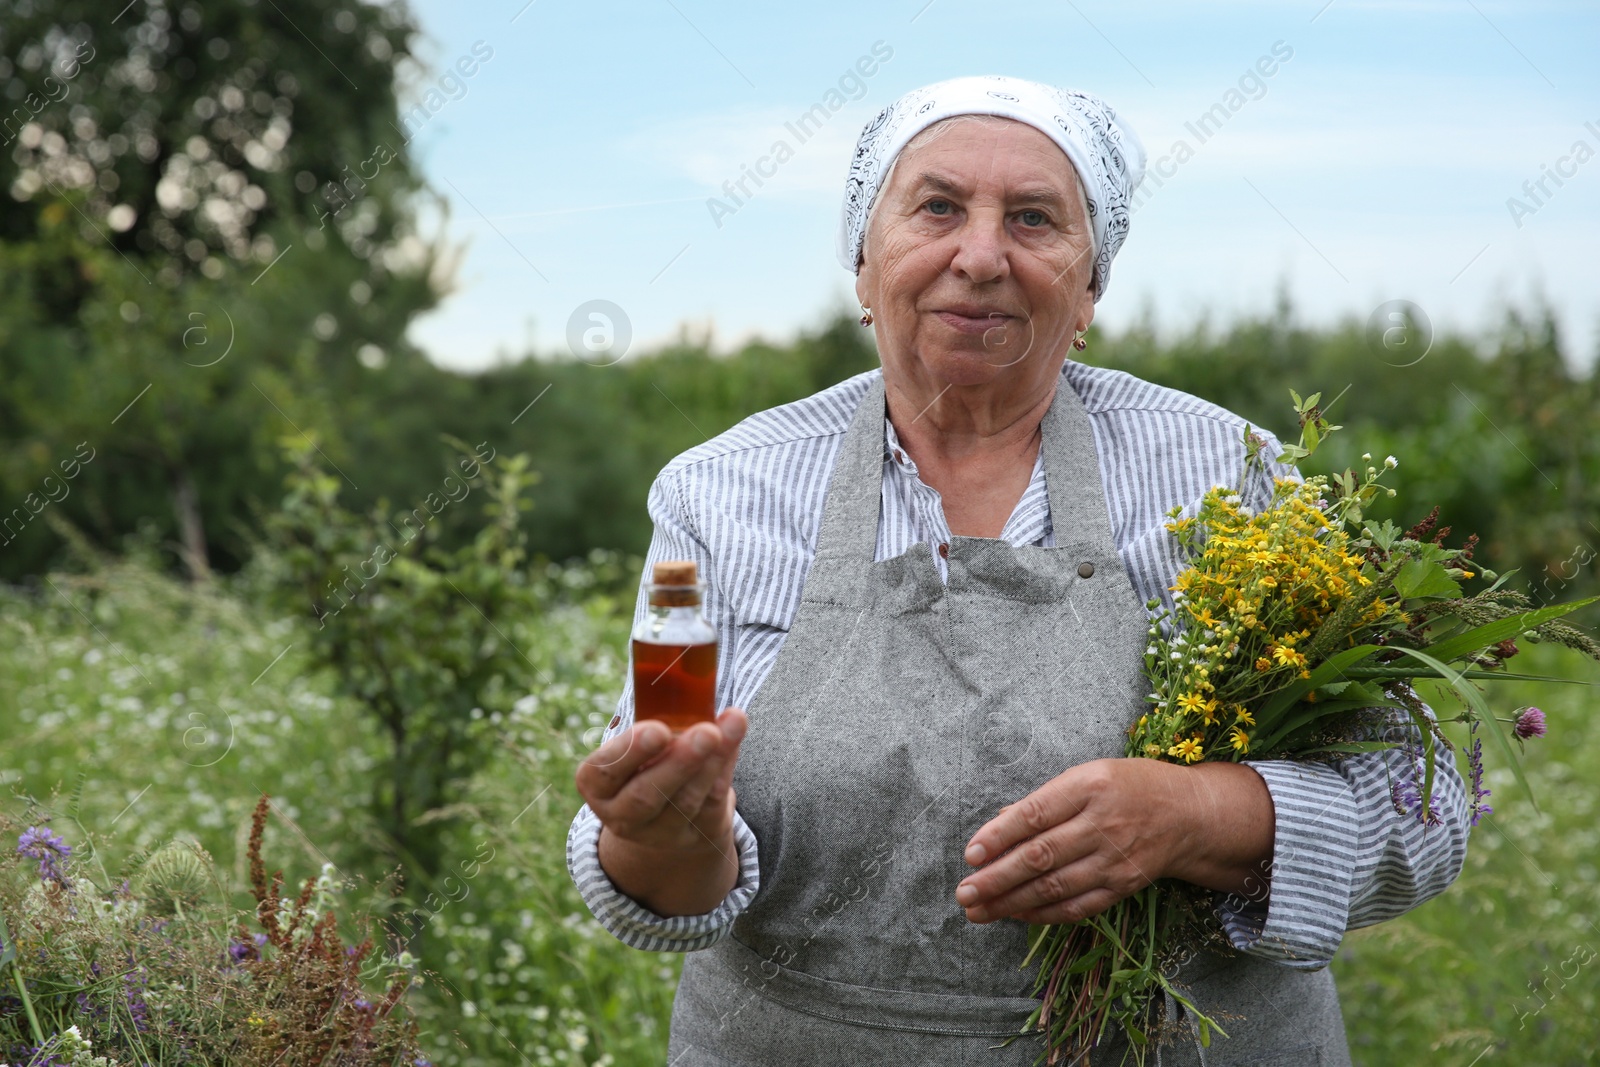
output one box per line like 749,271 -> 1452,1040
652,560 -> 698,586
649,560 -> 701,606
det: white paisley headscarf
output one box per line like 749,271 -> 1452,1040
837,75 -> 1147,302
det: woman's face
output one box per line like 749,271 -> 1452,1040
855,116 -> 1096,397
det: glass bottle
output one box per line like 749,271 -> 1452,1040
631,560 -> 718,733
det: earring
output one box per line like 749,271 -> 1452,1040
859,306 -> 874,327
1072,328 -> 1088,351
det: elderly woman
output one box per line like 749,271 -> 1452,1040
566,76 -> 1468,1065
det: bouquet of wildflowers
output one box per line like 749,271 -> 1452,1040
1,795 -> 426,1066
1015,391 -> 1600,1065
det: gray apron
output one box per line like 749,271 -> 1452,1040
667,375 -> 1351,1066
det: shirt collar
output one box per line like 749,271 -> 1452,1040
882,415 -> 1052,547
883,416 -> 917,473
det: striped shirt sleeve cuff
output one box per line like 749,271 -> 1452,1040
1214,760 -> 1359,969
565,802 -> 761,952
1342,731 -> 1470,929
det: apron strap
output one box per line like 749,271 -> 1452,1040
808,374 -> 890,576
1038,365 -> 1119,551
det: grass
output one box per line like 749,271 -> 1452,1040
1,548 -> 675,1066
1333,639 -> 1600,1065
3,549 -> 1595,1064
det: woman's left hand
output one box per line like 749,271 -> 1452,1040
954,757 -> 1275,925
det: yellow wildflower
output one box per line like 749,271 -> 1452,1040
1229,727 -> 1250,753
1168,736 -> 1204,763
1271,645 -> 1307,669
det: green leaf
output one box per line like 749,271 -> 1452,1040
1362,520 -> 1403,551
1256,644 -> 1382,723
1341,666 -> 1591,686
1394,559 -> 1462,600
1424,597 -> 1599,663
1258,695 -> 1409,754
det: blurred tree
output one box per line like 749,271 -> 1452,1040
0,0 -> 443,581
263,431 -> 544,882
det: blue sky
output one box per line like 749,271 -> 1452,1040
400,0 -> 1600,371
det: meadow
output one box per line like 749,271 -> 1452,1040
5,536 -> 1595,1064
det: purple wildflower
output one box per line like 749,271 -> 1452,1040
1389,739 -> 1441,827
1513,707 -> 1547,740
1389,777 -> 1417,817
120,953 -> 151,1032
125,985 -> 150,1033
1467,726 -> 1493,827
16,826 -> 71,885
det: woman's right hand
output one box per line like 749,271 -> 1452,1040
576,706 -> 749,916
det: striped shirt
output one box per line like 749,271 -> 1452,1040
565,362 -> 1469,964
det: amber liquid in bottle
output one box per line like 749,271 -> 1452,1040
631,561 -> 717,733
632,639 -> 717,733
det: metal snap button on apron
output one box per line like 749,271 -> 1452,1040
1078,561 -> 1095,578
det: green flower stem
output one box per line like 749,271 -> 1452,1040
8,957 -> 45,1050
